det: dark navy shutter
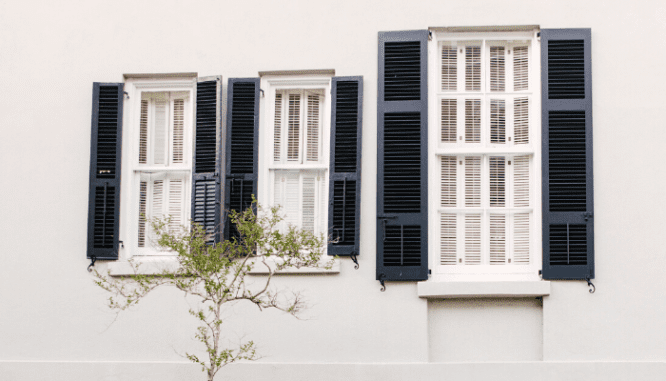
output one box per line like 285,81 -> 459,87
87,83 -> 124,260
192,77 -> 222,244
377,31 -> 429,281
328,76 -> 363,256
223,79 -> 260,240
541,29 -> 594,280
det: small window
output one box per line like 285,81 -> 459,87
123,77 -> 195,256
260,76 -> 331,240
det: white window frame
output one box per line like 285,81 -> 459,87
118,76 -> 196,262
258,74 -> 332,248
427,30 -> 542,282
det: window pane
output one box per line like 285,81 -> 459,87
490,99 -> 506,143
287,94 -> 301,162
441,45 -> 457,91
441,99 -> 457,142
465,46 -> 481,91
489,156 -> 505,207
306,94 -> 320,162
490,46 -> 505,92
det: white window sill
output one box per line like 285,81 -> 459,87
248,257 -> 340,275
417,280 -> 550,299
107,257 -> 340,276
108,257 -> 180,276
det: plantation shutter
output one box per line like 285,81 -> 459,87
541,29 -> 594,280
328,76 -> 363,256
224,78 -> 260,240
87,83 -> 124,260
377,31 -> 429,281
192,76 -> 222,244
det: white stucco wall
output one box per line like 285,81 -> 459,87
2,0 -> 666,379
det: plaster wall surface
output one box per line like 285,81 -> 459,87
1,0 -> 666,378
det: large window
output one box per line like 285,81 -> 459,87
259,76 -> 331,240
429,31 -> 540,279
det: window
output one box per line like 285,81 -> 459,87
377,27 -> 593,286
258,75 -> 331,240
429,31 -> 540,280
122,77 -> 196,256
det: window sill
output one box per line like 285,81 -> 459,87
108,257 -> 180,276
417,280 -> 550,299
107,256 -> 340,276
248,258 -> 340,275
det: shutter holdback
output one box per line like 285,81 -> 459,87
378,273 -> 387,292
349,253 -> 359,269
87,256 -> 97,272
586,278 -> 596,293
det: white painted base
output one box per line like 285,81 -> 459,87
1,361 -> 664,381
417,281 -> 550,298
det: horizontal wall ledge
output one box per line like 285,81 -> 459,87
2,361 -> 664,381
417,281 -> 550,298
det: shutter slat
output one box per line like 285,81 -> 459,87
541,29 -> 594,280
224,79 -> 260,241
192,77 -> 222,245
87,83 -> 124,260
377,31 -> 428,281
329,76 -> 363,256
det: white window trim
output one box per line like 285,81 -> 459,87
426,29 -> 543,284
255,74 -> 338,274
110,76 -> 196,275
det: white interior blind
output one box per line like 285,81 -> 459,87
513,45 -> 529,91
465,45 -> 481,91
441,45 -> 457,91
287,94 -> 300,162
135,91 -> 191,252
490,46 -> 505,92
274,93 -> 282,161
441,99 -> 456,142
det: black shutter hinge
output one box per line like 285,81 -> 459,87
259,89 -> 265,97
586,278 -> 596,293
378,273 -> 386,292
583,212 -> 593,221
123,91 -> 130,99
350,253 -> 359,270
428,269 -> 431,275
428,31 -> 433,41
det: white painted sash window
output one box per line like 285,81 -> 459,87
429,31 -> 540,279
123,83 -> 194,256
261,80 -> 330,240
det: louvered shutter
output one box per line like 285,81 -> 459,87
192,77 -> 222,244
328,77 -> 363,256
87,83 -> 124,260
377,31 -> 429,281
224,79 -> 260,240
541,29 -> 594,280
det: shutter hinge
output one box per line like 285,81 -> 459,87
586,278 -> 596,293
259,89 -> 265,97
123,91 -> 130,99
350,253 -> 359,270
428,31 -> 433,41
583,212 -> 593,221
428,269 -> 431,275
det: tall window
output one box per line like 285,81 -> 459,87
260,77 -> 331,240
430,32 -> 540,278
123,80 -> 194,255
